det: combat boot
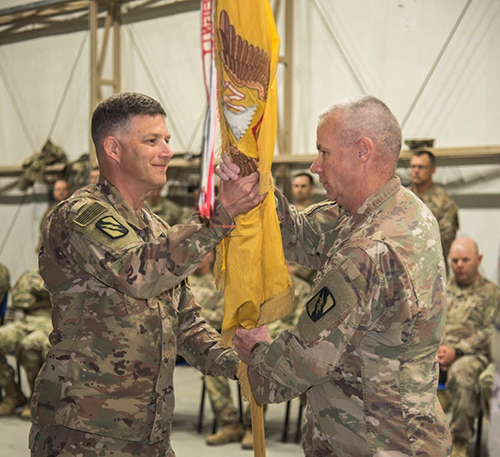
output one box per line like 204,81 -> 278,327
451,439 -> 469,457
0,382 -> 27,416
206,422 -> 244,445
241,429 -> 254,450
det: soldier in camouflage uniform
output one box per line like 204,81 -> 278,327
292,173 -> 315,212
409,149 -> 459,270
36,179 -> 70,253
437,237 -> 499,457
220,95 -> 451,456
147,184 -> 183,226
203,263 -> 311,449
0,262 -> 8,311
478,362 -> 494,418
29,92 -> 263,457
0,268 -> 52,420
488,300 -> 500,454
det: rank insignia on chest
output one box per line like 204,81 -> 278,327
307,287 -> 336,322
96,216 -> 129,239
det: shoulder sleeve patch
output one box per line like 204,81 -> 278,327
74,201 -> 107,227
95,216 -> 129,239
298,257 -> 368,343
306,287 -> 336,322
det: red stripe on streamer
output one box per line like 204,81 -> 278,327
198,0 -> 218,219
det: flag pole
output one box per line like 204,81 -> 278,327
250,394 -> 266,457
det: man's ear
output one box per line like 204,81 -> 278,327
357,137 -> 374,163
102,136 -> 121,164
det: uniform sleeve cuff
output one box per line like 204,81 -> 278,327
211,199 -> 236,234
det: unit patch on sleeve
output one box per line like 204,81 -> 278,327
307,286 -> 336,322
96,216 -> 129,239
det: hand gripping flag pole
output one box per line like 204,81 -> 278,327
212,1 -> 294,456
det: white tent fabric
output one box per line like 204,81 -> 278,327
0,0 -> 499,284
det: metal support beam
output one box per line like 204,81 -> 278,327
90,0 -> 121,166
274,0 -> 293,158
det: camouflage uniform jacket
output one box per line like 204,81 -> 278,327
188,273 -> 224,330
268,274 -> 311,340
410,183 -> 459,260
32,176 -> 239,446
11,268 -> 51,317
150,197 -> 183,226
248,176 -> 451,456
444,274 -> 499,359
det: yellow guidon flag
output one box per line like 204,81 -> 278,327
214,3 -> 294,358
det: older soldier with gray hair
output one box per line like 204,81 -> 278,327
218,95 -> 451,455
437,237 -> 499,457
29,92 -> 264,456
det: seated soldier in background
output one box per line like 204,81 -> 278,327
0,268 -> 52,420
146,183 -> 183,226
0,263 -> 9,312
437,237 -> 500,457
89,166 -> 100,185
291,173 -> 315,212
488,299 -> 500,454
36,178 -> 70,252
478,362 -> 495,420
290,174 -> 317,285
478,298 -> 500,426
200,260 -> 311,450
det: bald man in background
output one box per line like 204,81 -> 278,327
438,237 -> 500,457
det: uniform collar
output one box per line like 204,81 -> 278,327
410,182 -> 435,197
347,176 -> 401,225
95,176 -> 148,230
450,274 -> 485,292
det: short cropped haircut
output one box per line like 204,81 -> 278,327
293,172 -> 314,185
319,96 -> 402,173
411,149 -> 436,167
91,92 -> 166,152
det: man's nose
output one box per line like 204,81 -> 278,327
310,155 -> 321,174
160,141 -> 173,159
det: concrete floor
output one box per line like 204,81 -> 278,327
0,363 -> 304,457
0,361 -> 492,456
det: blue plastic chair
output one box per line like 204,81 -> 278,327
0,292 -> 8,326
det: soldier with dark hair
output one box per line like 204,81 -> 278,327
409,149 -> 459,265
219,95 -> 451,455
292,172 -> 315,212
30,92 -> 264,456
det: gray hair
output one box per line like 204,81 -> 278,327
319,96 -> 402,173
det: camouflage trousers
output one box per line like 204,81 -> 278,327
29,425 -> 173,457
479,362 -> 494,418
446,354 -> 488,442
205,375 -> 241,427
204,375 -> 270,427
0,315 -> 52,391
